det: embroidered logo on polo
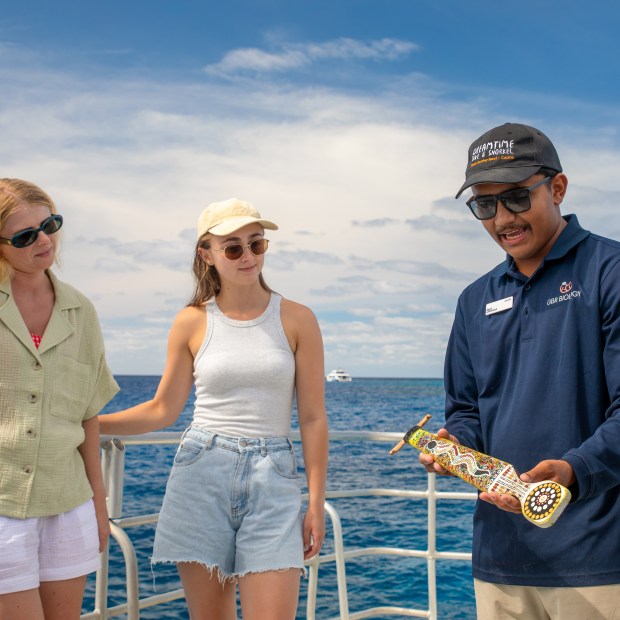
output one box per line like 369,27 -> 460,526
547,281 -> 581,306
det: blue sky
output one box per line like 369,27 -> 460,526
3,1 -> 620,377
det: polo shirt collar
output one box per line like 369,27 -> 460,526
0,270 -> 81,358
491,214 -> 590,279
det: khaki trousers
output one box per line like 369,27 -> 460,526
474,579 -> 620,620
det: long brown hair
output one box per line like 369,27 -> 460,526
0,179 -> 58,283
187,233 -> 272,307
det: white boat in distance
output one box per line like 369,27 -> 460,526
325,369 -> 352,382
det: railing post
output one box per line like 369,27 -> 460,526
109,521 -> 141,619
94,439 -> 127,619
427,473 -> 438,620
107,439 -> 126,519
305,554 -> 320,619
324,501 -> 350,620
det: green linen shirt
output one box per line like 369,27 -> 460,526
0,271 -> 119,518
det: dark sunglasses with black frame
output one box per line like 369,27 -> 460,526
466,176 -> 553,221
0,214 -> 64,248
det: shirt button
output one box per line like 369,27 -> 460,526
26,429 -> 36,438
32,361 -> 42,370
28,394 -> 38,403
24,466 -> 33,474
524,284 -> 531,291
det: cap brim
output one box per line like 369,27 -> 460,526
454,165 -> 542,198
208,216 -> 278,236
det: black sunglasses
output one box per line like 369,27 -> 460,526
466,177 -> 552,220
0,214 -> 64,248
213,238 -> 269,261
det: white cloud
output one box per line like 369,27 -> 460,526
204,37 -> 417,76
352,218 -> 400,227
304,37 -> 418,61
207,48 -> 309,74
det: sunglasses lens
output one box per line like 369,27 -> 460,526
502,189 -> 531,213
468,197 -> 497,220
12,230 -> 38,248
250,239 -> 268,256
223,245 -> 244,260
42,215 -> 63,235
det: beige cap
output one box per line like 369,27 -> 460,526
197,198 -> 278,238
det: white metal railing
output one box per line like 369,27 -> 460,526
83,431 -> 475,620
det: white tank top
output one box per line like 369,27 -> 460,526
192,293 -> 296,437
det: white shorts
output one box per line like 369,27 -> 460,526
0,500 -> 100,595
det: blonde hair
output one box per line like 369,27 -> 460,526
187,233 -> 271,307
0,179 -> 58,282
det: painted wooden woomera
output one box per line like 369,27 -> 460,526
390,415 -> 571,528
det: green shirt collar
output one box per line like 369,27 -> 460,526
0,271 -> 82,357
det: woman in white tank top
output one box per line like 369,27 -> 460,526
99,198 -> 328,620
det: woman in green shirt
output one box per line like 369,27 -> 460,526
0,179 -> 118,620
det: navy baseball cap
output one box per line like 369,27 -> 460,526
455,123 -> 563,198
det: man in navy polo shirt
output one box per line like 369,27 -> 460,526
420,123 -> 620,618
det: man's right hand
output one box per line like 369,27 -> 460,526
418,428 -> 459,475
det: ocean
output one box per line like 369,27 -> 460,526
84,376 -> 477,619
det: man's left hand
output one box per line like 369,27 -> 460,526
479,459 -> 575,514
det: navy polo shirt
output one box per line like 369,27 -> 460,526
444,214 -> 620,586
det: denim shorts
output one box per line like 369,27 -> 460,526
152,426 -> 303,580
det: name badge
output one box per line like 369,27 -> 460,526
485,296 -> 513,316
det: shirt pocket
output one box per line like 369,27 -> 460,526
49,357 -> 92,423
